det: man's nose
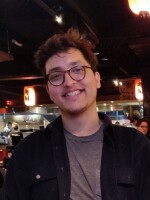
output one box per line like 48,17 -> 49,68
63,72 -> 76,85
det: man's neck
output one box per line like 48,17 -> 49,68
61,110 -> 101,137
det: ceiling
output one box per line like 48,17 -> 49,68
0,0 -> 150,109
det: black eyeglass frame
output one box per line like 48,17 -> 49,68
45,65 -> 93,86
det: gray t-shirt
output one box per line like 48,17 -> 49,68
65,123 -> 104,200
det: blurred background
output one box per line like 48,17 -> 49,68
0,0 -> 150,130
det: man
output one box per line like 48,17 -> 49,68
1,29 -> 150,200
3,122 -> 14,136
137,118 -> 149,136
10,123 -> 23,147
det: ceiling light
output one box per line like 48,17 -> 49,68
113,79 -> 123,87
128,0 -> 150,18
101,58 -> 108,61
113,79 -> 119,86
55,15 -> 63,24
33,0 -> 64,24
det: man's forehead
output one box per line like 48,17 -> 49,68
46,50 -> 86,66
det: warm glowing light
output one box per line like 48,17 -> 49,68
0,108 -> 7,114
135,79 -> 143,100
113,80 -> 119,86
6,100 -> 13,106
128,0 -> 150,16
55,15 -> 63,24
113,79 -> 123,87
24,86 -> 36,106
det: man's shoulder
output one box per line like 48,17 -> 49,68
113,124 -> 136,133
19,117 -> 63,147
111,124 -> 150,148
104,123 -> 143,142
112,124 -> 141,139
22,128 -> 50,143
11,128 -> 53,161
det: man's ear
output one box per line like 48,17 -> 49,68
95,72 -> 101,89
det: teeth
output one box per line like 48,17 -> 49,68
66,90 -> 80,96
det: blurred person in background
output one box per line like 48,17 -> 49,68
10,123 -> 23,147
130,115 -> 139,128
1,122 -> 14,145
137,118 -> 149,136
3,122 -> 14,136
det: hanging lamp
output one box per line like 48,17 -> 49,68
128,0 -> 150,18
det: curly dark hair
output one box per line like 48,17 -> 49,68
34,28 -> 98,75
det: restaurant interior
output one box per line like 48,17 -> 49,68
0,0 -> 150,133
0,0 -> 150,185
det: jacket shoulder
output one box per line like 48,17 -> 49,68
110,124 -> 150,151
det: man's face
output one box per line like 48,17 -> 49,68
45,48 -> 101,115
7,124 -> 11,129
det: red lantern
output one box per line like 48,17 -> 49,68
24,86 -> 36,106
135,79 -> 143,100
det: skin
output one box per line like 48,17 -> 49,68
7,123 -> 13,130
132,120 -> 138,126
137,121 -> 149,135
45,48 -> 101,136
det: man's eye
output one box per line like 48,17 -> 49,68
73,66 -> 83,73
50,73 -> 61,80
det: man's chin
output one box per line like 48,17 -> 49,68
60,107 -> 85,116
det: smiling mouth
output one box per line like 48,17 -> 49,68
64,90 -> 82,97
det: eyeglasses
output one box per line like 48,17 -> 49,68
139,126 -> 148,129
45,65 -> 92,86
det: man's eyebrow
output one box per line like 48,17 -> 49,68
48,61 -> 82,73
48,67 -> 63,72
69,61 -> 81,65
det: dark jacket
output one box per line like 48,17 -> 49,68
1,114 -> 150,200
0,171 -> 4,188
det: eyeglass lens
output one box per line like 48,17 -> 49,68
47,66 -> 89,86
